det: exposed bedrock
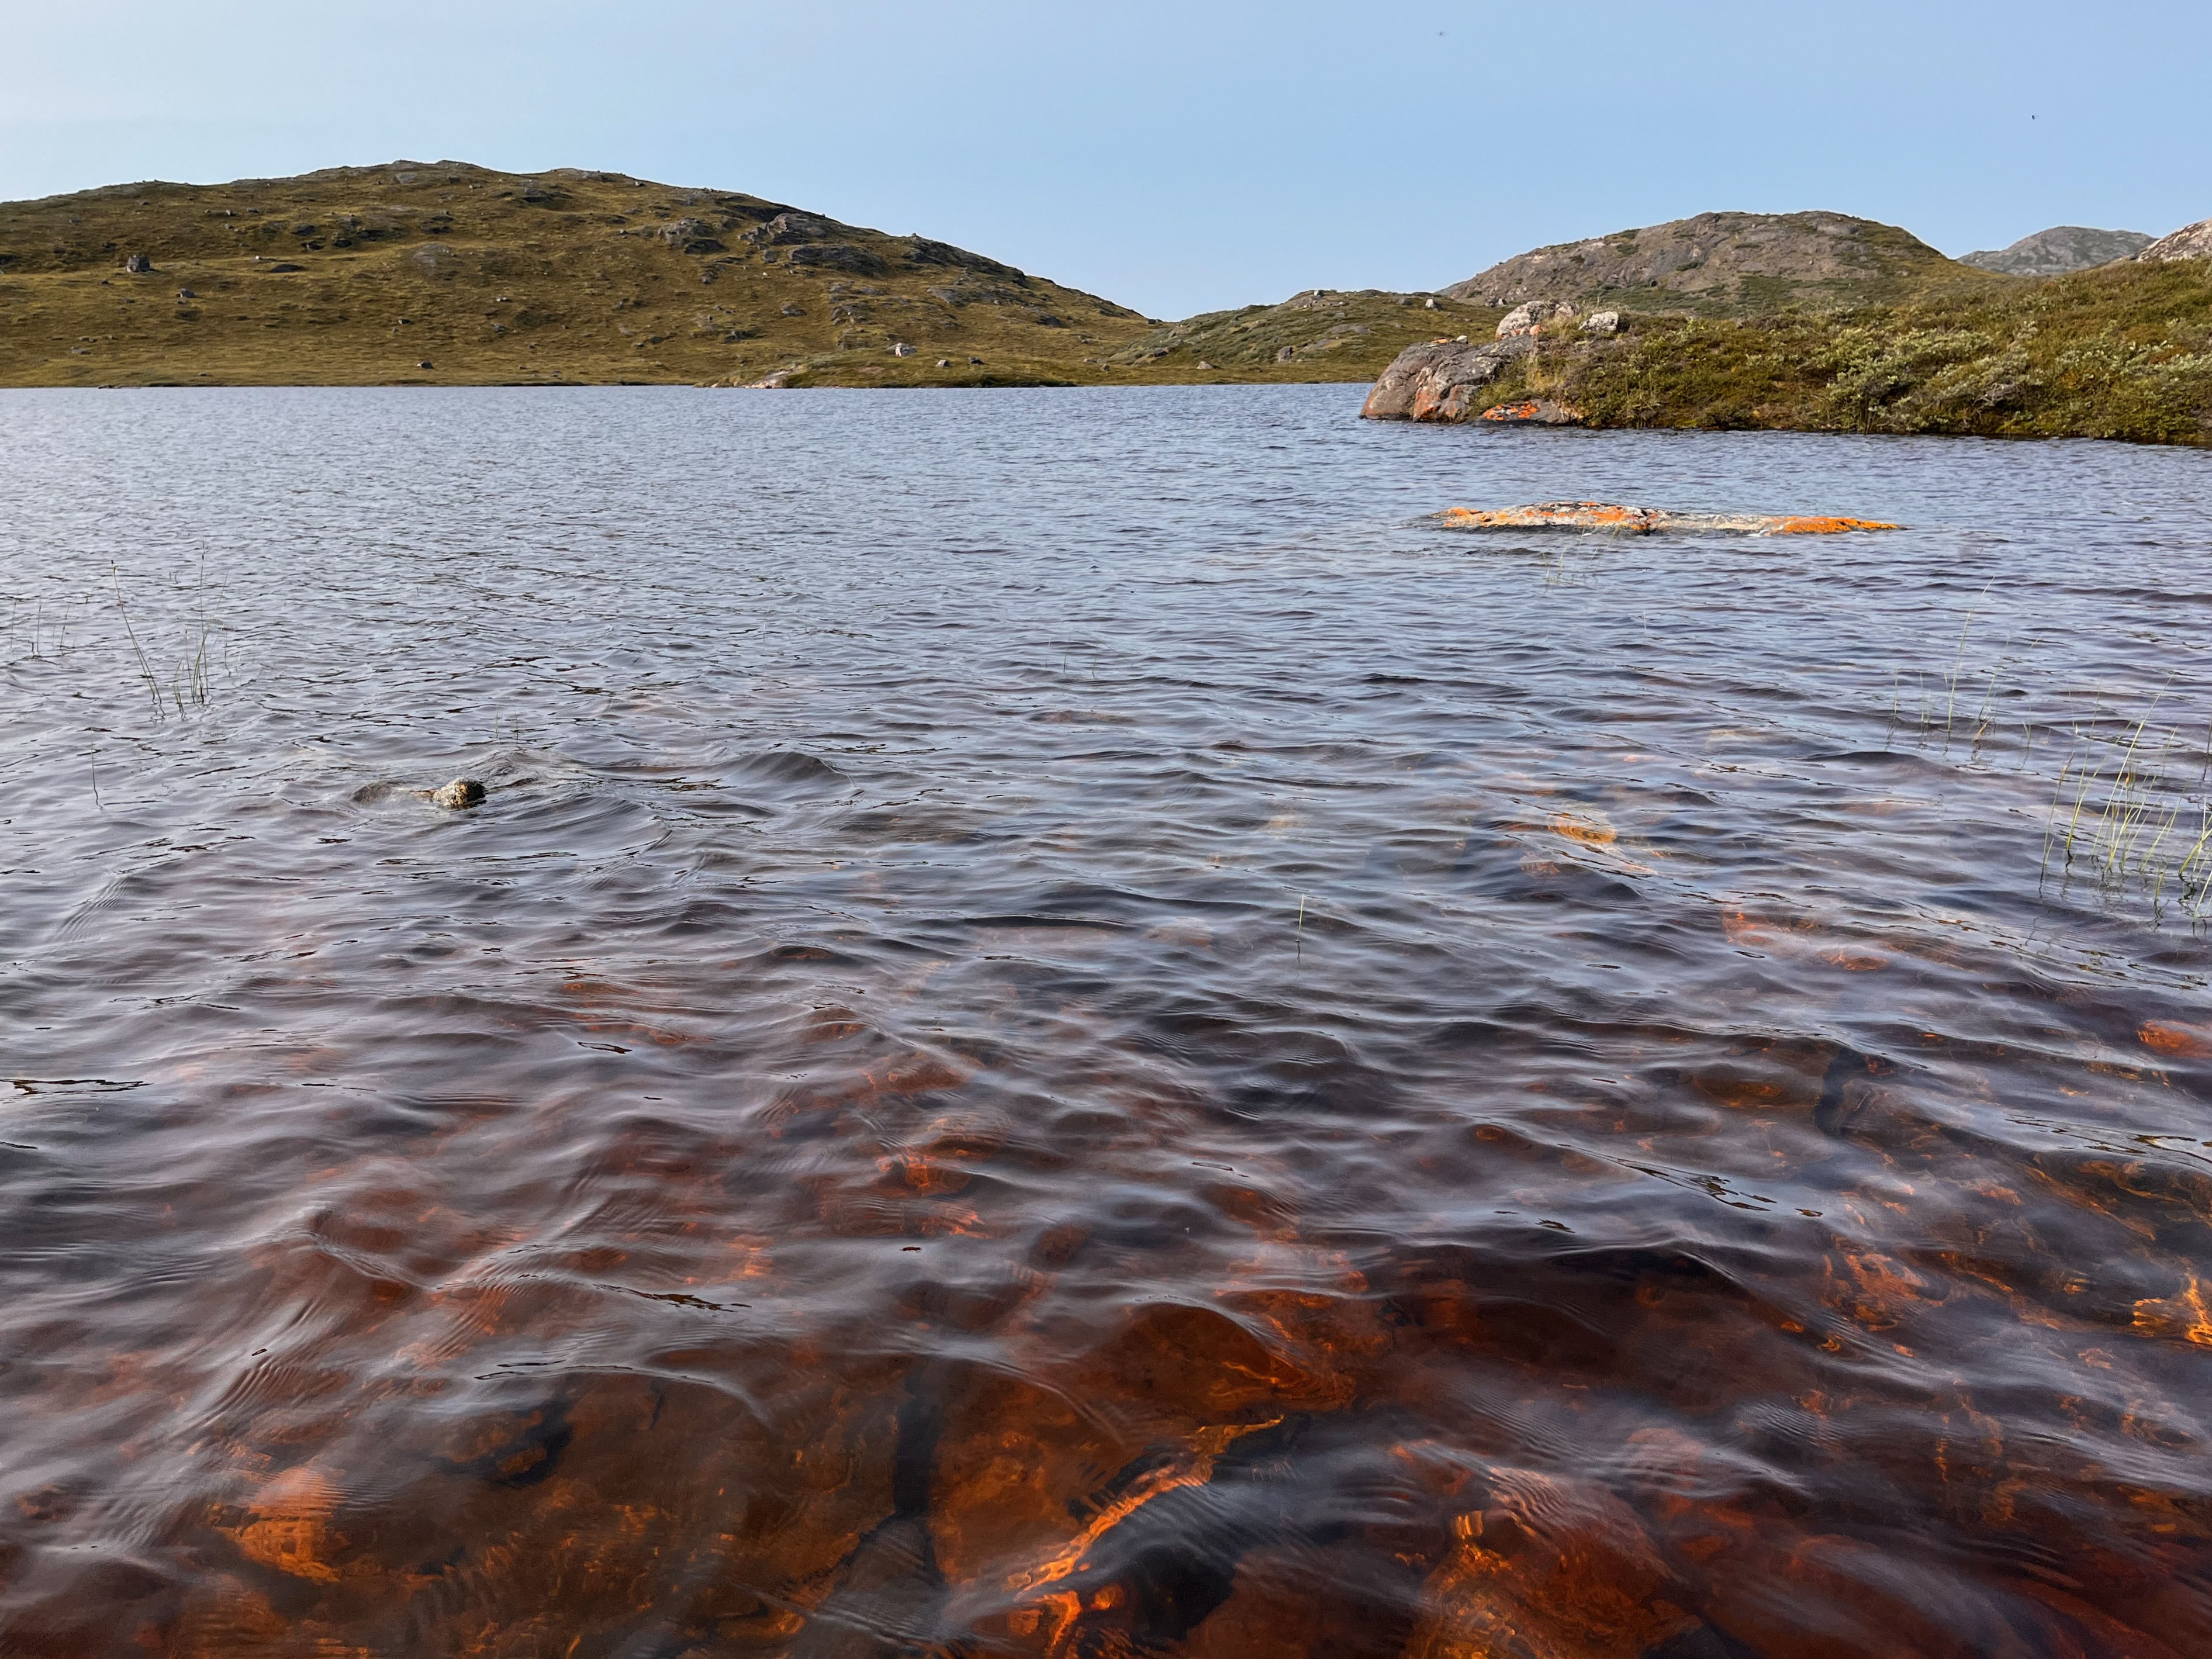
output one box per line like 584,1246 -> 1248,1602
2137,219 -> 2212,264
1359,334 -> 1534,421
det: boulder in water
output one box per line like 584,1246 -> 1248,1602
1360,334 -> 1535,421
431,779 -> 487,809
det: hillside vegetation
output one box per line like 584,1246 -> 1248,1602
1107,289 -> 1505,378
1458,258 -> 2212,445
0,161 -> 1159,388
1444,212 -> 2000,317
0,162 -> 1473,389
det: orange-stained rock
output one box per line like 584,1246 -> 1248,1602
1361,336 -> 1533,420
1477,398 -> 1585,426
1436,501 -> 1898,535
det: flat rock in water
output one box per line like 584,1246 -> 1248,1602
1435,501 -> 1898,535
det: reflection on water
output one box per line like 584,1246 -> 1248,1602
2,386 -> 2208,1657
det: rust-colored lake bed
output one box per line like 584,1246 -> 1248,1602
2,387 -> 2208,1657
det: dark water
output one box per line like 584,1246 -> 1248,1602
4,386 -> 2211,1659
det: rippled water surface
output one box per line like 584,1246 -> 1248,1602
4,386 -> 2212,1658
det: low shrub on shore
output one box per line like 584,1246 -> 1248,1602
1481,260 -> 2212,445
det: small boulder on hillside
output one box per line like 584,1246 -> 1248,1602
660,217 -> 725,254
1496,300 -> 1575,338
2137,219 -> 2212,263
123,253 -> 153,273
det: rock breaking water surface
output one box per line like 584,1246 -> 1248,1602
2,385 -> 2210,1658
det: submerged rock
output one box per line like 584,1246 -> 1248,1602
430,778 -> 487,809
1435,501 -> 1898,535
1359,334 -> 1535,421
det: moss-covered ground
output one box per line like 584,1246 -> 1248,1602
1473,260 -> 2212,447
0,162 -> 1471,389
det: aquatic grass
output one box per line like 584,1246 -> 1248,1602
111,565 -> 165,718
1902,598 -> 2208,924
1940,583 -> 1992,752
2035,690 -> 2212,923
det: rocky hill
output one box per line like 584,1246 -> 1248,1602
2138,219 -> 2212,264
0,161 -> 1160,388
1443,211 -> 1992,317
1958,225 -> 2152,275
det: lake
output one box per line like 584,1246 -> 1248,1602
2,385 -> 2208,1657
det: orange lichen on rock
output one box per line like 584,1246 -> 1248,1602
1436,502 -> 1898,535
1477,398 -> 1585,426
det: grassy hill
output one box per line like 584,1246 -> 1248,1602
0,161 -> 1479,389
1449,257 -> 2212,445
1107,288 -> 1506,379
1443,211 -> 2003,318
0,161 -> 1163,388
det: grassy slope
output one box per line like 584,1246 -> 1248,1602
0,161 -> 1159,388
1446,213 -> 2004,318
1468,260 -> 2212,446
0,162 -> 1469,389
1107,290 -> 1507,379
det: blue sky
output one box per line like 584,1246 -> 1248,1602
2,1 -> 2204,319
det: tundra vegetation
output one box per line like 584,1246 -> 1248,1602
4,165 -> 2209,446
1457,259 -> 2212,447
0,163 -> 1480,389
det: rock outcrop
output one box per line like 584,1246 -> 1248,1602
1360,335 -> 1534,421
2137,219 -> 2212,264
1958,226 -> 2152,275
1444,212 -> 1973,317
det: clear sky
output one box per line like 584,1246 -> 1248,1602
2,1 -> 2205,320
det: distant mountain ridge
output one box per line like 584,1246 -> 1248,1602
1959,226 -> 2153,276
1442,211 -> 1987,317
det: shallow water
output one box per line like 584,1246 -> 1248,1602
2,385 -> 2210,1658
